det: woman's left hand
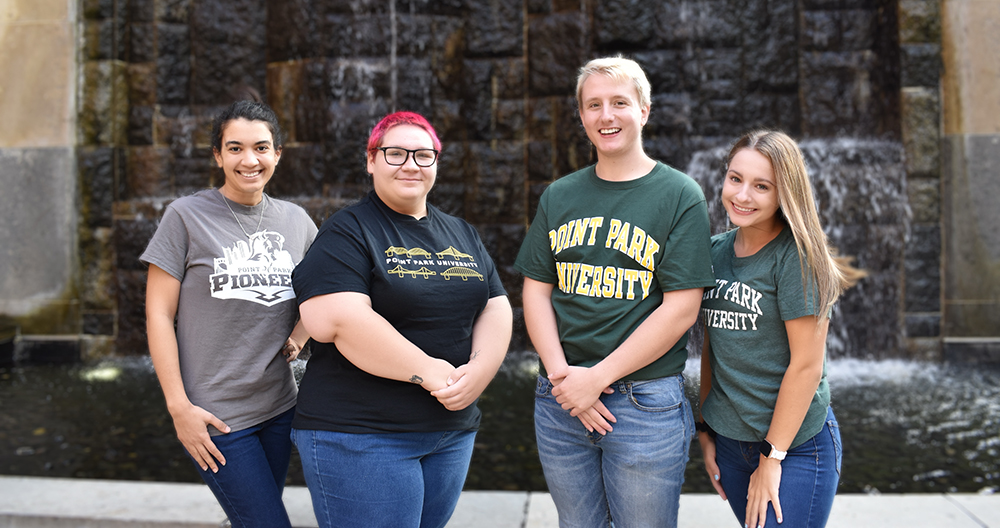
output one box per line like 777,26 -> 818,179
280,337 -> 302,363
549,366 -> 607,417
430,363 -> 491,411
746,457 -> 783,528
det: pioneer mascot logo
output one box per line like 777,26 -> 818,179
209,231 -> 296,306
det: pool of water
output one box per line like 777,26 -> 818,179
1,353 -> 998,494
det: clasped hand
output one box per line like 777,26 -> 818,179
548,366 -> 616,434
431,362 -> 492,411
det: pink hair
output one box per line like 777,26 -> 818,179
366,111 -> 442,154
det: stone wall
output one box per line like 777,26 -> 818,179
6,0 -> 938,360
0,0 -> 79,364
940,0 -> 1000,363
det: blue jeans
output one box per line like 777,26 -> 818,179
189,407 -> 294,528
714,407 -> 842,528
534,374 -> 694,528
292,427 -> 476,528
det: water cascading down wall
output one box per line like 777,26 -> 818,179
6,0 -> 995,363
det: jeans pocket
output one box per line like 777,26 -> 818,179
827,416 -> 843,476
535,375 -> 552,397
626,377 -> 683,413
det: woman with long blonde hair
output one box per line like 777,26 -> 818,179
697,130 -> 864,528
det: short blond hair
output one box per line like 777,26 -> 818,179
576,55 -> 651,109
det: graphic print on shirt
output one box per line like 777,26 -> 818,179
384,245 -> 484,282
547,216 -> 661,301
701,278 -> 763,331
209,230 -> 297,306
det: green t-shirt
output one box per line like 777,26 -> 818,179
515,162 -> 715,380
701,226 -> 831,448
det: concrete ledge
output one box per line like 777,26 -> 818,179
0,476 -> 997,528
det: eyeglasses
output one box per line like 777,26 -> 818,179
376,147 -> 439,167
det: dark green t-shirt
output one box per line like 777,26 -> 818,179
701,227 -> 831,448
515,162 -> 715,380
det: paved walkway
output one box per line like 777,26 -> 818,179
1,475 -> 998,527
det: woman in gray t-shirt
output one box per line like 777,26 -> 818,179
141,99 -> 316,528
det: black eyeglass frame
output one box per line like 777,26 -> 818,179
375,147 -> 440,167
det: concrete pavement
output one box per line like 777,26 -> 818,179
0,475 -> 998,527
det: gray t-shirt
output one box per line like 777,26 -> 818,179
141,188 -> 317,434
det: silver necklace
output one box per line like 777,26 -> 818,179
218,190 -> 267,239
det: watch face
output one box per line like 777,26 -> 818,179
760,441 -> 772,457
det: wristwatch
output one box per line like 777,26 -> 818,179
759,439 -> 787,461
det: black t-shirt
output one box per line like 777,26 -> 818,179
292,192 -> 506,433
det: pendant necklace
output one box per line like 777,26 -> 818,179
218,190 -> 267,239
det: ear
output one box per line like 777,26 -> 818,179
213,148 -> 223,168
274,146 -> 282,165
366,151 -> 376,175
640,104 -> 651,127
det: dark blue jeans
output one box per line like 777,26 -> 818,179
189,407 -> 294,528
715,407 -> 842,528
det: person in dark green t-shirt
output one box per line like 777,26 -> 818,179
515,56 -> 715,527
696,130 -> 865,528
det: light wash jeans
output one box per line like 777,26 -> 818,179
534,374 -> 694,528
714,407 -> 842,528
291,428 -> 476,528
190,407 -> 294,528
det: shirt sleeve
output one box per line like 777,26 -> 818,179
139,205 -> 189,281
292,212 -> 374,305
777,244 -> 818,321
654,187 -> 715,292
514,192 -> 558,284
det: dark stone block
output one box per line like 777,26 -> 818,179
905,314 -> 940,338
190,1 -> 267,105
17,339 -> 80,365
655,0 -> 740,48
129,0 -> 155,23
905,224 -> 941,312
840,10 -> 877,51
943,339 -> 1000,366
155,24 -> 191,104
116,270 -> 149,354
528,0 -> 551,14
83,0 -> 113,19
474,223 -> 527,305
396,15 -> 439,59
466,142 -> 526,224
799,51 -> 880,136
128,105 -> 154,146
435,142 -> 467,187
157,0 -> 191,24
802,10 -> 840,51
527,141 -> 553,182
126,146 -> 172,198
78,147 -> 118,228
324,15 -> 392,57
128,62 -> 156,106
397,58 -> 436,116
645,93 -> 693,136
900,44 -> 941,88
115,218 -> 158,272
128,23 -> 156,63
633,51 -> 682,96
595,0 -> 655,48
267,0 -> 319,62
466,0 -> 523,56
268,144 -> 326,197
172,149 -> 216,196
83,312 -> 116,335
528,13 -> 587,97
899,0 -> 941,44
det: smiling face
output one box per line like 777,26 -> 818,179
367,124 -> 437,217
213,118 -> 281,206
722,148 -> 782,232
578,73 -> 650,160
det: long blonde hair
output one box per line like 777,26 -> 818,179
727,130 -> 866,316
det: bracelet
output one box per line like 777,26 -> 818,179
695,420 -> 717,439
